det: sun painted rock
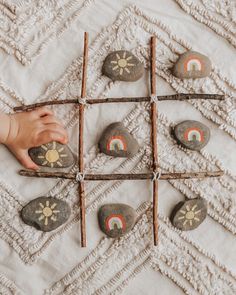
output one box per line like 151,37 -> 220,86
172,51 -> 211,79
98,203 -> 137,238
21,197 -> 71,232
102,50 -> 144,82
173,120 -> 210,151
29,141 -> 74,168
99,122 -> 139,158
170,199 -> 207,231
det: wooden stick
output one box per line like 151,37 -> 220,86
19,170 -> 224,180
13,94 -> 225,111
78,32 -> 88,248
86,94 -> 224,103
150,36 -> 159,246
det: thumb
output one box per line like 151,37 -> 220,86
15,149 -> 39,170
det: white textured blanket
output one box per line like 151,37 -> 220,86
0,0 -> 235,294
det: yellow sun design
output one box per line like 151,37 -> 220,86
37,141 -> 68,168
110,52 -> 135,76
177,204 -> 201,227
35,200 -> 60,226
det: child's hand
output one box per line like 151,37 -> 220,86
0,107 -> 68,170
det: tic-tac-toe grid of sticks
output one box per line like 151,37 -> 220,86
15,32 -> 225,247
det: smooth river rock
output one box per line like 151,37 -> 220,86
21,197 -> 71,232
170,199 -> 207,231
99,122 -> 139,158
29,141 -> 74,168
98,203 -> 137,238
102,50 -> 144,82
172,51 -> 212,79
173,120 -> 210,151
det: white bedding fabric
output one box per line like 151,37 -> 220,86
0,0 -> 235,294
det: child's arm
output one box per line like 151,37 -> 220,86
0,107 -> 68,170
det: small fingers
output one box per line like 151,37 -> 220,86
36,129 -> 68,146
44,124 -> 68,142
32,107 -> 53,118
40,115 -> 62,126
15,150 -> 39,170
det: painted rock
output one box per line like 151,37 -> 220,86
98,203 -> 137,238
173,120 -> 210,151
29,141 -> 74,168
170,199 -> 207,231
98,122 -> 139,158
172,51 -> 211,79
21,197 -> 71,232
102,50 -> 144,82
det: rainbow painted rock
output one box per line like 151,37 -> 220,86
29,141 -> 74,168
99,122 -> 139,158
170,199 -> 207,231
21,197 -> 71,232
173,120 -> 210,151
172,51 -> 211,79
102,50 -> 144,82
98,204 -> 137,238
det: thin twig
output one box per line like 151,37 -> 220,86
150,36 -> 159,246
19,170 -> 224,180
78,32 -> 88,248
13,94 -> 225,112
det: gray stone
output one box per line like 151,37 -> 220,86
173,120 -> 210,151
98,203 -> 137,238
21,197 -> 71,232
98,122 -> 139,158
172,51 -> 211,79
29,141 -> 74,168
102,50 -> 144,82
170,199 -> 207,231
